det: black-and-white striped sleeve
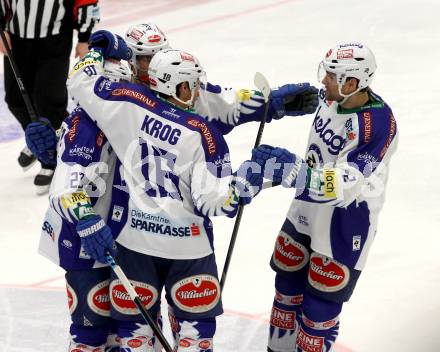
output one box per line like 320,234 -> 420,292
2,0 -> 71,38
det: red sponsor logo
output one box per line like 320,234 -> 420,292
171,275 -> 220,313
348,131 -> 356,140
148,34 -> 161,43
112,89 -> 156,109
323,319 -> 338,328
379,113 -> 396,158
337,49 -> 354,59
308,253 -> 349,292
190,223 -> 200,236
302,315 -> 316,328
187,119 -> 216,155
363,111 -> 372,143
129,29 -> 143,41
296,328 -> 324,352
68,115 -> 80,143
179,338 -> 195,347
291,294 -> 303,305
127,338 -> 146,348
198,340 -> 211,349
180,53 -> 195,62
96,131 -> 105,147
325,49 -> 332,58
110,280 -> 158,314
270,306 -> 296,330
87,280 -> 110,316
273,232 -> 309,271
66,283 -> 77,314
149,77 -> 157,87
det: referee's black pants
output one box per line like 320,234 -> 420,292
4,31 -> 72,131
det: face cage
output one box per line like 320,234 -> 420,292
317,61 -> 363,102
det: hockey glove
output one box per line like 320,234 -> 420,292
233,160 -> 264,205
270,83 -> 319,119
252,144 -> 306,188
25,118 -> 57,166
89,30 -> 132,61
76,214 -> 117,264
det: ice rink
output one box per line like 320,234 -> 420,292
1,0 -> 440,351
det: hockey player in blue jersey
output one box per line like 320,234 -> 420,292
250,43 -> 398,352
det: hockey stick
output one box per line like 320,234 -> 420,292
220,72 -> 271,291
105,253 -> 174,352
0,27 -> 38,121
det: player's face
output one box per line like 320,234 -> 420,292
135,55 -> 153,84
322,72 -> 343,101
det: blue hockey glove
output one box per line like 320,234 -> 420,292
25,118 -> 57,166
233,160 -> 264,205
270,83 -> 319,119
89,30 -> 132,60
76,214 -> 117,264
252,144 -> 306,188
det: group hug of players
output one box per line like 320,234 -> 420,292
26,21 -> 397,352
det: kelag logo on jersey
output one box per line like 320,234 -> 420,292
312,106 -> 346,155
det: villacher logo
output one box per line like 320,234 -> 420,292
171,275 -> 220,313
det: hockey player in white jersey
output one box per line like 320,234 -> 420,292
27,23 -> 318,351
67,32 -> 267,351
32,60 -> 132,352
251,43 -> 398,352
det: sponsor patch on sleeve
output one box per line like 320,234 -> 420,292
323,169 -> 338,198
61,191 -> 91,209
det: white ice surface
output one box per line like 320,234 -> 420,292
1,0 -> 440,351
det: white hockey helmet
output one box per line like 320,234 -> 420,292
103,60 -> 132,82
318,42 -> 377,99
125,23 -> 170,66
148,49 -> 205,106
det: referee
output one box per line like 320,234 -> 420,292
0,0 -> 100,194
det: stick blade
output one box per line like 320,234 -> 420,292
254,72 -> 271,102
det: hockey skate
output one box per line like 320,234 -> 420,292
17,146 -> 37,171
34,166 -> 55,195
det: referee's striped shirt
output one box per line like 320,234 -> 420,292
0,0 -> 99,40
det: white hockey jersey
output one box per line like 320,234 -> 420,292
67,52 -> 239,260
286,89 -> 398,270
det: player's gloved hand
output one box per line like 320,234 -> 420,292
88,30 -> 132,60
269,83 -> 319,119
76,214 -> 117,264
25,118 -> 57,166
233,160 -> 264,205
252,144 -> 306,188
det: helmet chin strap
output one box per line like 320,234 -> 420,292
172,88 -> 197,109
337,81 -> 362,105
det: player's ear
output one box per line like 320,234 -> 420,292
177,82 -> 189,98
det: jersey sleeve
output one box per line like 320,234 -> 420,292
194,82 -> 268,135
297,105 -> 398,207
49,107 -> 112,224
187,118 -> 238,218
